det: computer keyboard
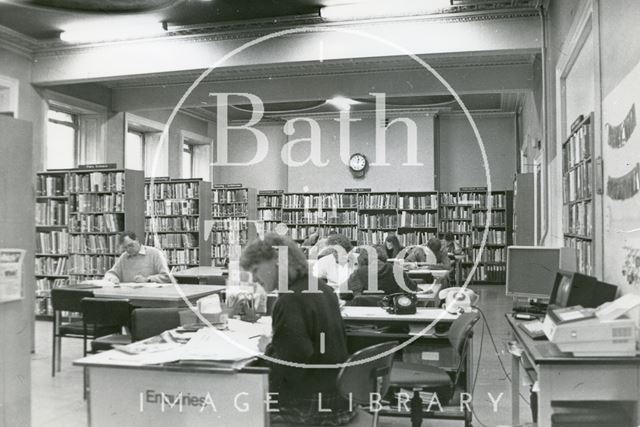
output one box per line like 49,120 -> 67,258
518,319 -> 547,340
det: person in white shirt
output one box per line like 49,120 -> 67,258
311,234 -> 356,291
104,231 -> 171,284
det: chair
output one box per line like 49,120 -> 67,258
336,341 -> 398,427
50,288 -> 99,376
389,312 -> 480,427
131,308 -> 181,341
81,298 -> 132,353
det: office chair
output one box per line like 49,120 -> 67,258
81,298 -> 132,353
50,288 -> 98,376
131,308 -> 181,341
336,341 -> 398,427
389,312 -> 480,427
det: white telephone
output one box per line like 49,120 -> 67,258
438,287 -> 479,314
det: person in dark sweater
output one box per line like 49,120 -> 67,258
384,234 -> 403,259
240,233 -> 355,426
347,245 -> 418,299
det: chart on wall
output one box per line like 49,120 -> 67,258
603,58 -> 640,291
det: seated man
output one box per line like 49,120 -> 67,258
104,231 -> 171,284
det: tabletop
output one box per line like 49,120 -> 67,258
341,306 -> 457,322
93,284 -> 224,302
171,267 -> 228,278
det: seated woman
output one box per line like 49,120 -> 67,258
312,233 -> 356,291
347,245 -> 417,301
240,233 -> 355,426
405,238 -> 451,269
384,233 -> 403,259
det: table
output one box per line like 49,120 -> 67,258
171,267 -> 228,285
417,282 -> 441,305
341,306 -> 457,322
506,314 -> 640,427
92,284 -> 225,308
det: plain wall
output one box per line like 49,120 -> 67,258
438,114 -> 517,191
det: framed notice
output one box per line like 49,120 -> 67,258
0,248 -> 25,303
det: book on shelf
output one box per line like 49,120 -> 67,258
283,194 -> 320,209
146,233 -> 197,249
397,231 -> 437,247
399,212 -> 437,228
258,195 -> 283,208
472,265 -> 506,282
439,220 -> 471,233
71,193 -> 123,212
70,234 -> 119,254
35,257 -> 67,276
398,194 -> 438,210
146,200 -> 199,216
69,213 -> 124,233
472,229 -> 506,245
36,230 -> 69,254
146,216 -> 199,232
358,193 -> 397,209
472,211 -> 506,226
69,254 -> 118,276
145,181 -> 200,200
358,213 -> 398,229
258,209 -> 282,221
322,193 -> 358,209
69,171 -> 125,193
212,189 -> 249,203
35,200 -> 68,226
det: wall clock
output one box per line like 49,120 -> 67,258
349,153 -> 368,178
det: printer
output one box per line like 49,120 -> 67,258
543,294 -> 640,357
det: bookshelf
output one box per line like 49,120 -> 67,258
438,191 -> 474,279
144,178 -> 211,271
210,185 -> 257,266
35,171 -> 70,320
397,191 -> 439,246
320,192 -> 358,243
562,113 -> 594,275
357,192 -> 398,245
67,168 -> 145,284
257,191 -> 283,237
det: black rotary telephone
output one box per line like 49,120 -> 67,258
379,293 -> 417,315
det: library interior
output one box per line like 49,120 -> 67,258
1,1 -> 640,426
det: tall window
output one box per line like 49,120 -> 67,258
125,130 -> 144,171
46,109 -> 76,169
182,143 -> 193,179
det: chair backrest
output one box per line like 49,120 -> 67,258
51,288 -> 94,312
81,298 -> 131,329
447,311 -> 481,356
336,341 -> 398,405
131,308 -> 181,341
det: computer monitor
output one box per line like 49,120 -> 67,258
505,246 -> 577,299
549,270 -> 618,308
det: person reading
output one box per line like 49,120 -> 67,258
104,231 -> 171,284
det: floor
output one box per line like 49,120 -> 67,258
31,285 -> 533,427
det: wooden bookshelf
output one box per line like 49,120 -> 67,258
257,191 -> 283,235
397,191 -> 439,246
67,168 -> 144,284
210,185 -> 257,266
438,191 -> 474,277
320,193 -> 358,243
562,113 -> 594,275
144,178 -> 211,271
357,192 -> 399,245
35,170 -> 70,320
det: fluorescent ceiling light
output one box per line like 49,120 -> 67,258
320,0 -> 452,21
60,20 -> 165,43
326,96 -> 360,111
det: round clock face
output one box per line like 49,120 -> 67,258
349,153 -> 367,172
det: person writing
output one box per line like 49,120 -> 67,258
405,238 -> 451,269
104,231 -> 171,284
240,233 -> 355,425
347,245 -> 417,298
384,234 -> 403,259
312,233 -> 357,291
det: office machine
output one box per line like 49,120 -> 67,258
543,294 -> 640,357
506,246 -> 576,300
549,270 -> 617,309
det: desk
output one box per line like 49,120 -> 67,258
506,315 -> 640,427
92,284 -> 225,308
341,306 -> 456,322
172,267 -> 228,285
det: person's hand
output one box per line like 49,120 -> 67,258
258,335 -> 272,353
134,275 -> 147,283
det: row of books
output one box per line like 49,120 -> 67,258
69,214 -> 123,233
358,230 -> 392,245
472,211 -> 507,227
212,205 -> 248,217
209,218 -> 248,232
145,217 -> 199,232
563,122 -> 591,172
69,172 -> 125,193
146,200 -> 199,216
563,160 -> 592,202
439,192 -> 479,206
282,194 -> 321,209
453,234 -> 472,249
359,194 -> 397,209
324,211 -> 358,224
565,237 -> 593,276
36,200 -> 67,226
210,230 -> 249,245
36,231 -> 69,254
288,226 -> 316,241
258,195 -> 283,208
471,247 -> 506,263
398,212 -> 437,228
440,206 -> 472,220
36,278 -> 67,295
358,214 -> 398,229
397,232 -> 437,246
71,194 -> 123,213
69,255 -> 117,275
472,230 -> 507,245
70,234 -> 120,254
324,226 -> 357,241
322,194 -> 359,208
471,265 -> 506,282
439,221 -> 471,233
145,233 -> 197,249
468,194 -> 506,209
258,209 -> 282,221
397,194 -> 438,210
37,175 -> 68,196
564,201 -> 593,237
211,189 -> 248,204
164,248 -> 199,266
211,244 -> 242,260
35,257 -> 67,276
145,182 -> 200,200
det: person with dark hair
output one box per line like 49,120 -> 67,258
347,245 -> 417,298
384,234 -> 403,258
405,238 -> 451,269
442,232 -> 462,255
312,233 -> 356,290
104,231 -> 171,283
240,233 -> 355,425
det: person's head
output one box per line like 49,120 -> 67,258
357,245 -> 388,267
119,231 -> 140,256
444,232 -> 455,242
321,233 -> 354,264
385,234 -> 401,252
240,233 -> 308,292
427,237 -> 441,254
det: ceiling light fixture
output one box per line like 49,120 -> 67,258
59,21 -> 166,43
326,96 -> 360,111
320,0 -> 452,21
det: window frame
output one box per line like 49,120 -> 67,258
125,129 -> 146,172
46,107 -> 79,169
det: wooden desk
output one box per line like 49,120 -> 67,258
92,284 -> 224,308
172,267 -> 228,285
506,314 -> 640,427
341,306 -> 457,322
